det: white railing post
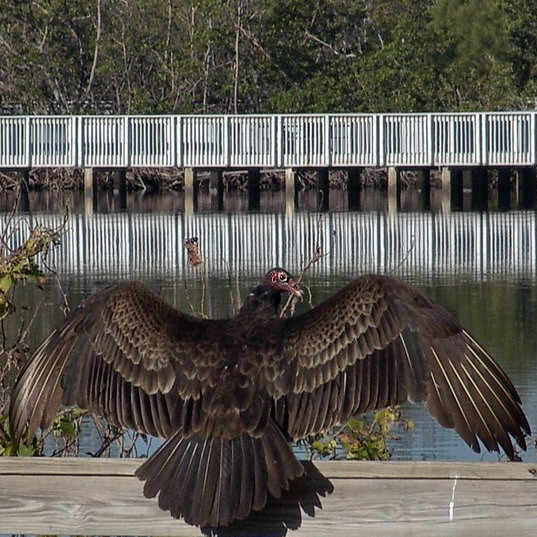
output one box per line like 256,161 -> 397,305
123,116 -> 129,167
69,116 -> 76,167
324,114 -> 331,167
169,115 -> 176,168
183,115 -> 190,169
76,116 -> 83,167
224,115 -> 230,167
474,113 -> 481,165
25,116 -> 31,168
378,114 -> 384,167
528,112 -> 537,165
176,115 -> 183,168
427,114 -> 434,166
277,115 -> 283,168
270,115 -> 277,167
481,113 -> 487,166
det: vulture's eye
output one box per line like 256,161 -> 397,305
279,272 -> 287,281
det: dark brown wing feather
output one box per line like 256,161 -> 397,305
8,281 -> 222,440
272,274 -> 530,459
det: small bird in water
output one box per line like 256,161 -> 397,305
9,268 -> 530,527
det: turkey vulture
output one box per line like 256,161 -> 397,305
9,268 -> 530,527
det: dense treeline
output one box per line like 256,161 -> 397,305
1,0 -> 537,115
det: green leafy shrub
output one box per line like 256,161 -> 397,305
0,214 -> 67,456
304,407 -> 414,461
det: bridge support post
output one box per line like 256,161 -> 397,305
17,170 -> 30,212
209,170 -> 224,211
440,167 -> 452,212
450,169 -> 463,210
184,167 -> 198,214
497,168 -> 511,210
471,168 -> 488,210
83,167 -> 96,215
113,169 -> 127,211
462,169 -> 472,209
518,168 -> 536,209
317,169 -> 329,211
387,167 -> 400,213
420,168 -> 431,211
347,168 -> 362,211
248,169 -> 261,211
285,168 -> 297,214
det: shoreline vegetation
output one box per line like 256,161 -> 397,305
1,168 -> 457,193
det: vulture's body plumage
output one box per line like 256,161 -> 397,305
9,268 -> 530,527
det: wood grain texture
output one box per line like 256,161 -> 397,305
1,458 -> 537,536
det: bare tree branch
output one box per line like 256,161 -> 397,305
85,0 -> 102,99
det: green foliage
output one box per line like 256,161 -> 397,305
501,0 -> 537,106
0,407 -> 86,457
1,0 -> 535,113
0,226 -> 62,320
430,0 -> 514,110
0,245 -> 41,312
0,215 -> 69,457
305,407 -> 414,461
431,0 -> 509,69
0,215 -> 67,398
0,0 -> 95,112
0,414 -> 37,457
52,408 -> 87,443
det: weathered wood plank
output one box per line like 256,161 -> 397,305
1,457 -> 536,479
1,458 -> 537,536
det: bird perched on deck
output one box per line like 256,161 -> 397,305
9,268 -> 530,527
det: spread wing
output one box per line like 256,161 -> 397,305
272,275 -> 530,459
9,281 -> 226,441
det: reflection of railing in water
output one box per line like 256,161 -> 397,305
8,211 -> 537,278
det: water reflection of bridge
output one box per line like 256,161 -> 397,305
11,211 -> 537,278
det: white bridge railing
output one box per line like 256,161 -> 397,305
0,112 -> 536,169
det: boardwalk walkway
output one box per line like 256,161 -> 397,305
3,112 -> 537,212
1,112 -> 536,169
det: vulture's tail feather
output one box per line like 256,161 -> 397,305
135,419 -> 304,527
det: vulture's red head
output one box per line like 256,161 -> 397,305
262,268 -> 302,298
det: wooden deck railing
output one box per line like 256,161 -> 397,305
1,458 -> 536,536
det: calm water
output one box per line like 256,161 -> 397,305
3,187 -> 537,463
